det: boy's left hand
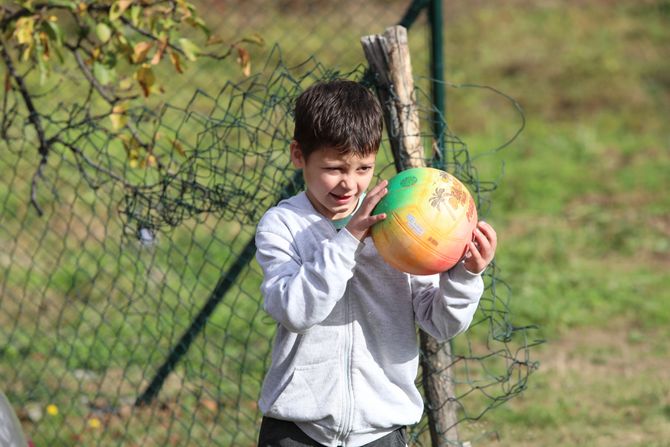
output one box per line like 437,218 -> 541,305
345,179 -> 388,241
463,221 -> 497,274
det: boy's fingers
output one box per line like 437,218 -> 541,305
365,179 -> 387,197
465,241 -> 482,264
370,180 -> 388,199
365,213 -> 386,227
470,240 -> 482,255
465,222 -> 497,272
360,186 -> 387,214
473,228 -> 490,253
374,179 -> 389,191
372,212 -> 386,223
478,222 -> 497,250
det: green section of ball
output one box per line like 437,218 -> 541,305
373,167 -> 430,216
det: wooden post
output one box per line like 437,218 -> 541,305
361,25 -> 460,446
361,26 -> 423,171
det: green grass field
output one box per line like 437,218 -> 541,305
443,1 -> 670,445
1,0 -> 669,446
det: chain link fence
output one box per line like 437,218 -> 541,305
0,1 -> 540,445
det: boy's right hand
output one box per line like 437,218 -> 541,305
345,180 -> 388,241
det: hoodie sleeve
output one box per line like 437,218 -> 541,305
411,262 -> 484,342
255,211 -> 363,333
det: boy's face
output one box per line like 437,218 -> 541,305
291,142 -> 376,221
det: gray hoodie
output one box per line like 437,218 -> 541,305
255,192 -> 483,447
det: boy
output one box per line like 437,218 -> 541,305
255,80 -> 497,446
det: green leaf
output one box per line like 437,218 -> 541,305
52,45 -> 65,64
18,0 -> 35,12
96,23 -> 112,44
47,0 -> 77,11
41,20 -> 64,46
93,61 -> 113,85
160,18 -> 177,32
130,5 -> 141,27
178,38 -> 200,62
109,0 -> 132,21
35,43 -> 49,85
102,51 -> 117,68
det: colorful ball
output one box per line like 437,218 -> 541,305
371,167 -> 478,275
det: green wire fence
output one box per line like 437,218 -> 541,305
0,1 -> 541,445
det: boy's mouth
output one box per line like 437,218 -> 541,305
330,192 -> 353,204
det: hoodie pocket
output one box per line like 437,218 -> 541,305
268,359 -> 341,422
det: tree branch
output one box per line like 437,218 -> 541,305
1,37 -> 50,215
55,137 -> 134,188
69,45 -> 118,104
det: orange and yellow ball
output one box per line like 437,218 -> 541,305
371,167 -> 478,275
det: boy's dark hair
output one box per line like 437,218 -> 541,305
293,79 -> 383,160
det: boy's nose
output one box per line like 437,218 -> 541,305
339,176 -> 354,190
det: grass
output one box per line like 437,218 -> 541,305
0,143 -> 271,444
441,1 -> 670,445
1,0 -> 669,445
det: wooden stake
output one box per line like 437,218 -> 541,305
361,26 -> 423,170
362,25 -> 460,446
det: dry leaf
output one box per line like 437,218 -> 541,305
135,64 -> 155,97
132,41 -> 154,64
151,37 -> 168,65
237,47 -> 251,77
168,49 -> 183,73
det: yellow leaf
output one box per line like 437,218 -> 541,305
118,76 -> 133,90
14,17 -> 35,46
168,49 -> 183,73
146,154 -> 157,167
132,41 -> 153,64
177,0 -> 193,19
21,44 -> 33,62
109,0 -> 133,21
178,38 -> 199,62
172,139 -> 186,157
237,47 -> 251,77
110,103 -> 127,130
126,139 -> 141,168
39,32 -> 50,60
135,64 -> 155,97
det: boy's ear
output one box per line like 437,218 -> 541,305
290,140 -> 305,168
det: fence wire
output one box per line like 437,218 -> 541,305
0,2 -> 540,446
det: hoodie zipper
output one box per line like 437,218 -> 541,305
337,286 -> 356,445
328,223 -> 356,445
